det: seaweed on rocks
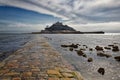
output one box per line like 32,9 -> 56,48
69,47 -> 73,51
76,50 -> 84,56
104,47 -> 111,50
61,43 -> 78,48
76,50 -> 87,58
97,52 -> 112,58
95,46 -> 103,51
87,58 -> 93,62
61,45 -> 69,47
98,68 -> 105,75
82,54 -> 87,58
108,45 -> 114,47
112,46 -> 119,52
114,56 -> 120,61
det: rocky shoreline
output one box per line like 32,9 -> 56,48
0,35 -> 83,80
60,42 -> 120,76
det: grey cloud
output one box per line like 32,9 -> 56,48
0,0 -> 120,23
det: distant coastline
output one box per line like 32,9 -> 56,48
32,31 -> 105,34
32,22 -> 105,34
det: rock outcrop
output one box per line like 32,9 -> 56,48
45,22 -> 76,31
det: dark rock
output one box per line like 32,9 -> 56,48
67,44 -> 78,48
89,48 -> 93,51
98,68 -> 105,75
95,46 -> 103,51
97,52 -> 111,58
76,50 -> 84,56
61,45 -> 69,47
82,54 -> 87,58
104,47 -> 111,50
69,47 -> 73,51
114,56 -> 120,61
69,43 -> 78,48
112,46 -> 119,52
76,50 -> 87,58
61,43 -> 78,48
87,58 -> 93,62
108,45 -> 114,47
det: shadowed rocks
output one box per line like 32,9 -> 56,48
82,54 -> 87,58
76,50 -> 87,58
98,68 -> 105,75
89,48 -> 93,51
76,50 -> 84,56
95,46 -> 103,51
108,44 -> 114,47
60,42 -> 120,77
61,43 -> 119,64
61,44 -> 70,47
61,43 -> 78,48
104,47 -> 111,50
97,52 -> 111,58
107,44 -> 119,52
87,58 -> 93,62
114,56 -> 120,61
69,47 -> 73,51
112,46 -> 119,52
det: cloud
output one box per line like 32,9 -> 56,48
0,0 -> 120,32
0,20 -> 45,29
0,0 -> 120,23
0,0 -> 69,20
0,20 -> 49,32
67,21 -> 120,33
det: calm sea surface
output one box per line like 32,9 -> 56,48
0,33 -> 120,80
41,34 -> 120,80
0,33 -> 35,61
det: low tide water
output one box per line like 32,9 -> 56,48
0,33 -> 34,61
41,34 -> 120,80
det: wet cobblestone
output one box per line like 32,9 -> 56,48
0,36 -> 83,80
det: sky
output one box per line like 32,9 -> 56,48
0,0 -> 120,33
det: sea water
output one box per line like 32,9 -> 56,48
0,33 -> 34,61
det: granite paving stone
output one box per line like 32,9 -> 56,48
0,36 -> 83,80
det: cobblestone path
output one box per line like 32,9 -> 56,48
0,36 -> 83,80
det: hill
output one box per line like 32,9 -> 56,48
44,22 -> 76,31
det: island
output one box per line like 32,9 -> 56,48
32,22 -> 104,34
